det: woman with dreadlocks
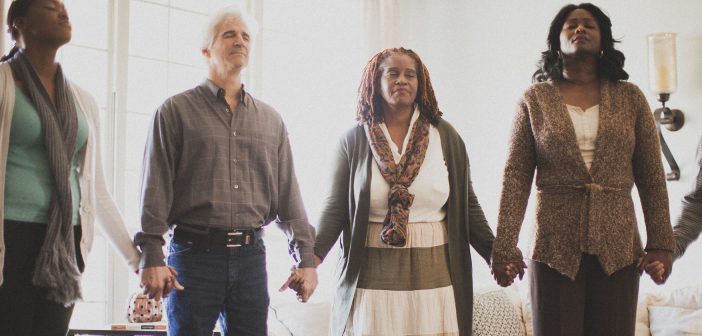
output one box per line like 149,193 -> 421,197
0,1 -> 143,334
312,47 -> 497,336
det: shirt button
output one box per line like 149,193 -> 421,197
232,131 -> 237,136
232,159 -> 238,163
233,184 -> 239,189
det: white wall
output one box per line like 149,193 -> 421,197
254,0 -> 366,305
255,1 -> 702,305
1,0 -> 699,318
382,0 -> 702,295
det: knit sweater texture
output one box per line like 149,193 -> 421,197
492,80 -> 674,279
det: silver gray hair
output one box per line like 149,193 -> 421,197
202,5 -> 259,50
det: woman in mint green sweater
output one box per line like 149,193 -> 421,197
0,1 -> 139,334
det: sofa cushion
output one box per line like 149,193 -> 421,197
473,288 -> 526,336
635,293 -> 657,336
645,284 -> 702,336
649,306 -> 702,336
649,284 -> 702,309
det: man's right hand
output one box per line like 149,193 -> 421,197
140,266 -> 184,300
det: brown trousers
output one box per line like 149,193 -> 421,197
530,254 -> 639,336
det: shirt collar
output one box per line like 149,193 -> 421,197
201,79 -> 248,106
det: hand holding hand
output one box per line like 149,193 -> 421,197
140,266 -> 184,300
638,250 -> 673,285
279,267 -> 304,294
491,261 -> 527,287
279,266 -> 318,302
295,267 -> 318,302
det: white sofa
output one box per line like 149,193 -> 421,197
263,233 -> 702,335
267,283 -> 702,336
636,284 -> 702,336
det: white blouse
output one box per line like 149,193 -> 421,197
566,104 -> 599,170
368,109 -> 450,223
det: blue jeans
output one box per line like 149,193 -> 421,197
166,238 -> 269,336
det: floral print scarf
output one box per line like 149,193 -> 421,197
364,112 -> 430,246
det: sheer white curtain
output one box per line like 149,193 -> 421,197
362,0 -> 400,55
1,0 -> 6,55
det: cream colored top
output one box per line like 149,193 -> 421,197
566,104 -> 600,170
368,109 -> 450,223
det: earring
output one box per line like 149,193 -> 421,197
599,50 -> 604,59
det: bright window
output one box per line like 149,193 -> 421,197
2,0 -> 365,327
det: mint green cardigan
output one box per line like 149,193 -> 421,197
314,119 -> 495,336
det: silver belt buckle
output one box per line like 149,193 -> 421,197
226,231 -> 248,247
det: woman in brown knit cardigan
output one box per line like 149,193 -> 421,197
490,3 -> 674,336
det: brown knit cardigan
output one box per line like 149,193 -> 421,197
492,79 -> 675,280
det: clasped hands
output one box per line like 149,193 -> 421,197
278,255 -> 321,303
638,249 -> 673,285
140,258 -> 320,302
490,249 -> 672,287
140,266 -> 184,300
491,260 -> 527,287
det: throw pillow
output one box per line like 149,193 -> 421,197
635,294 -> 657,336
473,289 -> 526,336
649,306 -> 702,336
650,285 -> 702,309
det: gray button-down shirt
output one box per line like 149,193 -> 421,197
134,80 -> 315,268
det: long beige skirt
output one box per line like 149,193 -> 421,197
345,220 -> 459,336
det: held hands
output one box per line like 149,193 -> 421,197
491,260 -> 527,287
140,266 -> 184,300
638,249 -> 673,285
279,264 -> 319,303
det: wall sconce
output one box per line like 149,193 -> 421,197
648,32 -> 684,181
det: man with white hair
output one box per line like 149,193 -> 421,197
134,7 -> 318,335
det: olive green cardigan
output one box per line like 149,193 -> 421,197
314,119 -> 494,336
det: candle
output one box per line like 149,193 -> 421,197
648,33 -> 677,94
656,64 -> 671,93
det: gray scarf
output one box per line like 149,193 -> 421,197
8,50 -> 82,305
